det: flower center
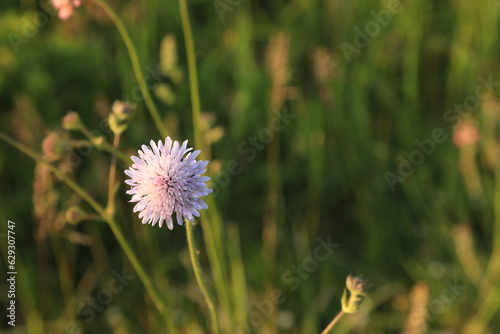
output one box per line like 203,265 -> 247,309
153,175 -> 176,191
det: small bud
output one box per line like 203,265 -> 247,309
91,135 -> 105,147
65,206 -> 85,224
112,100 -> 135,121
109,113 -> 128,135
341,275 -> 368,314
62,111 -> 83,131
41,132 -> 64,161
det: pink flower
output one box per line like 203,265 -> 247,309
125,137 -> 212,229
52,0 -> 81,20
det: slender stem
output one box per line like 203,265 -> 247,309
463,161 -> 500,333
106,217 -> 178,334
0,132 -> 105,215
0,132 -> 177,333
178,0 -> 202,152
185,220 -> 220,334
106,134 -> 120,217
81,127 -> 129,163
88,0 -> 168,138
178,1 -> 235,330
321,310 -> 345,334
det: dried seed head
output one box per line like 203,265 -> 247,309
42,132 -> 63,162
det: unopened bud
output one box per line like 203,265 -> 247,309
341,275 -> 368,314
91,135 -> 105,147
111,100 -> 135,121
65,206 -> 85,224
62,111 -> 83,131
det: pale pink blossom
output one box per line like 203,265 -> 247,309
125,137 -> 212,229
52,0 -> 81,20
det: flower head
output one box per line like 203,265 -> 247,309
125,137 -> 212,229
52,0 -> 81,20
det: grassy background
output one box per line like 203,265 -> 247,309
1,0 -> 500,333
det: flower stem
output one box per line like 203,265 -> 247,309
88,0 -> 168,138
106,217 -> 178,334
178,0 -> 234,329
81,127 -> 129,163
0,132 -> 105,215
185,220 -> 220,334
106,133 -> 120,217
0,132 -> 177,333
463,161 -> 500,333
321,310 -> 345,334
178,0 -> 202,152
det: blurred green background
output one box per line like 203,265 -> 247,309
1,0 -> 500,333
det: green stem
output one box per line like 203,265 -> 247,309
107,217 -> 178,334
89,0 -> 168,138
463,161 -> 500,333
0,132 -> 177,333
0,132 -> 105,215
81,128 -> 129,163
185,220 -> 220,334
178,0 -> 234,329
178,0 -> 202,151
106,133 -> 120,217
321,310 -> 345,334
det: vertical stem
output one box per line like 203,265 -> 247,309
106,218 -> 178,334
321,310 -> 345,334
178,0 -> 202,152
178,0 -> 234,329
106,134 -> 120,217
463,161 -> 500,333
185,221 -> 220,334
88,0 -> 168,138
0,132 -> 177,334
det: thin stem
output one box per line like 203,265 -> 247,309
0,132 -> 177,333
321,310 -> 345,334
106,217 -> 178,334
106,133 -> 120,217
0,132 -> 105,215
81,127 -> 129,163
463,161 -> 500,333
88,0 -> 168,138
178,0 -> 202,152
178,1 -> 234,330
185,220 -> 220,334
